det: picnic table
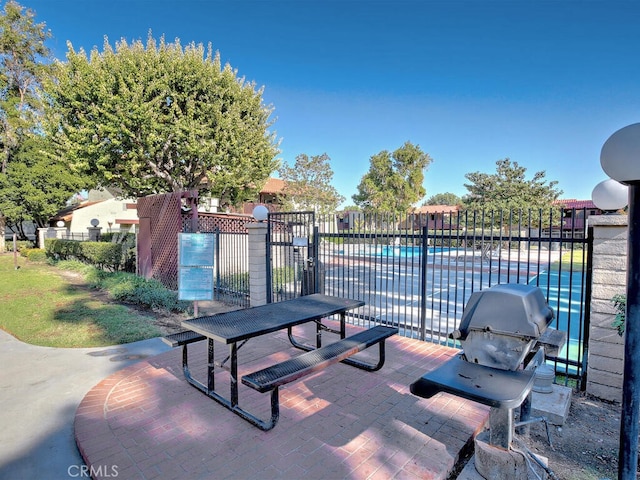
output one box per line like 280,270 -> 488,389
163,293 -> 398,430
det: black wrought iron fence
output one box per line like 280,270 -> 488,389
266,211 -> 317,304
212,230 -> 250,307
267,209 -> 592,387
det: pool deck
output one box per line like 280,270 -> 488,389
74,322 -> 489,479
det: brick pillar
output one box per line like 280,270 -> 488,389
247,221 -> 268,307
587,214 -> 627,401
37,228 -> 47,249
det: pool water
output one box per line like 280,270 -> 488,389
378,246 -> 453,257
337,245 -> 456,257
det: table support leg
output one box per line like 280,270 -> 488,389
182,344 -> 191,378
288,317 -> 388,372
339,340 -> 388,371
230,342 -> 238,407
181,340 -> 278,430
207,339 -> 215,392
316,321 -> 322,348
288,313 -> 347,351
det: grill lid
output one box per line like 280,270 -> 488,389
456,283 -> 554,340
451,284 -> 555,370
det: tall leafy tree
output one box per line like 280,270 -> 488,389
278,153 -> 344,214
0,1 -> 56,243
0,0 -> 50,172
424,192 -> 461,206
0,134 -> 89,238
44,34 -> 280,208
463,158 -> 561,210
352,141 -> 432,215
463,158 -> 562,224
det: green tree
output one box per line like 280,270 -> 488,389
44,34 -> 280,208
278,153 -> 344,214
424,192 -> 461,206
0,0 -> 50,172
0,134 -> 89,238
339,204 -> 361,212
0,1 -> 53,244
463,158 -> 562,223
352,141 -> 432,214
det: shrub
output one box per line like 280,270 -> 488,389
5,240 -> 34,252
218,271 -> 249,294
612,294 -> 626,336
53,261 -> 191,316
45,238 -> 82,260
100,233 -> 137,272
80,242 -> 125,271
23,248 -> 48,263
103,272 -> 190,313
44,239 -> 127,271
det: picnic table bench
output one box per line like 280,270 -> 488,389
162,294 -> 398,430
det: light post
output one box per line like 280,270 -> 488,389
600,122 -> 640,480
252,204 -> 269,222
591,179 -> 629,214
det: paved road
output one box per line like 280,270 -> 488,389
0,329 -> 171,480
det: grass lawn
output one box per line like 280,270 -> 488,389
0,253 -> 164,347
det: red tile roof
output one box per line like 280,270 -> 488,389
553,199 -> 598,209
261,178 -> 285,194
410,205 -> 461,214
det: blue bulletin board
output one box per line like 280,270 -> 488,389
178,233 -> 215,301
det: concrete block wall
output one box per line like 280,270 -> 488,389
247,221 -> 268,307
587,214 -> 628,402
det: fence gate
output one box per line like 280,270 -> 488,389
266,211 -> 316,303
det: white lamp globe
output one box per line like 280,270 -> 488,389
601,123 -> 640,184
56,220 -> 65,228
591,179 -> 628,212
252,205 -> 269,222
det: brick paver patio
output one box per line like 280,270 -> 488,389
75,323 -> 489,479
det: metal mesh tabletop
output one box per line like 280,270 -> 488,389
182,294 -> 364,343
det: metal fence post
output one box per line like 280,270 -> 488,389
419,226 -> 428,341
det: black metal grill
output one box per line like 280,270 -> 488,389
452,283 -> 555,371
411,283 -> 565,449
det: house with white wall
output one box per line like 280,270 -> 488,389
50,189 -> 138,235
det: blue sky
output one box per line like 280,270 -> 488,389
20,0 -> 640,207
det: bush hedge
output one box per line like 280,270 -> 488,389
5,240 -> 35,252
21,248 -> 48,262
45,238 -> 127,271
105,272 -> 190,312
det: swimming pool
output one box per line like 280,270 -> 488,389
339,245 -> 459,257
379,245 -> 456,257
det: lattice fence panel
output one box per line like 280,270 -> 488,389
137,192 -> 185,289
185,213 -> 251,234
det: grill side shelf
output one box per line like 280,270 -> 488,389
410,354 -> 536,409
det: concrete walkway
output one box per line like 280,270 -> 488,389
0,329 -> 171,480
